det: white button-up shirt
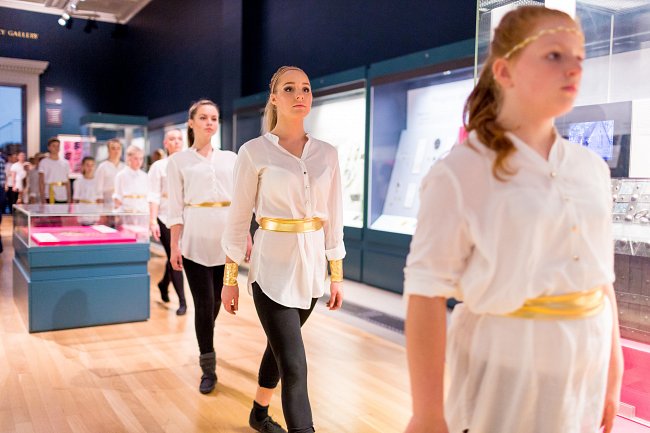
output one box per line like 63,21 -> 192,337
404,130 -> 614,432
39,157 -> 70,201
147,158 -> 171,227
95,160 -> 125,203
167,147 -> 237,267
222,133 -> 346,309
73,177 -> 100,203
113,167 -> 148,213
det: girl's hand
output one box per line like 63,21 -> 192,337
326,281 -> 343,310
170,247 -> 183,271
221,284 -> 239,315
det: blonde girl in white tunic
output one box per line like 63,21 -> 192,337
404,7 -> 623,433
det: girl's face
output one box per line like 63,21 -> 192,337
188,105 -> 219,141
127,152 -> 144,170
164,130 -> 183,154
270,69 -> 312,120
497,17 -> 584,120
108,142 -> 122,161
82,159 -> 95,177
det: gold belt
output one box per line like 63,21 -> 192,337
504,287 -> 605,320
259,217 -> 323,233
78,199 -> 96,204
48,181 -> 68,204
123,194 -> 146,199
185,201 -> 231,208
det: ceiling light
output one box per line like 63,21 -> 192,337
58,17 -> 66,26
62,12 -> 70,20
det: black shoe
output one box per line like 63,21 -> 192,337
158,283 -> 170,303
199,352 -> 217,394
176,304 -> 187,316
248,412 -> 287,433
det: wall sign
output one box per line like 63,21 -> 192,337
0,29 -> 40,40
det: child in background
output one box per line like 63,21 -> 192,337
26,154 -> 44,204
113,145 -> 148,213
73,157 -> 101,204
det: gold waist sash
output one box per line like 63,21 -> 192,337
504,287 -> 605,320
78,199 -> 96,204
185,201 -> 231,208
123,194 -> 146,199
259,217 -> 323,233
48,181 -> 68,204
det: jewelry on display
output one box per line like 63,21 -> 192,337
502,287 -> 604,320
223,262 -> 239,286
48,181 -> 68,204
185,201 -> 231,208
329,259 -> 343,283
503,26 -> 585,59
259,217 -> 323,233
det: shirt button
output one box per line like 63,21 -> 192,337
571,225 -> 578,233
550,171 -> 557,178
573,255 -> 580,261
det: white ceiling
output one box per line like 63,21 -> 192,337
0,0 -> 152,23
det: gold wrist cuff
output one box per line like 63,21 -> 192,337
223,262 -> 239,286
329,259 -> 343,283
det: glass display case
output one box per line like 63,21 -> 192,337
14,204 -> 149,247
478,1 -> 650,425
369,53 -> 474,235
80,113 -> 149,168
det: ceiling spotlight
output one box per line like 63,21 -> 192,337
58,17 -> 66,26
62,12 -> 70,20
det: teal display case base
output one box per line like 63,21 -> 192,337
12,236 -> 150,333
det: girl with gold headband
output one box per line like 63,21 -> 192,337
404,6 -> 622,433
221,66 -> 345,433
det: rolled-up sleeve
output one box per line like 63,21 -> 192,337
404,163 -> 472,299
324,150 -> 346,261
221,147 -> 258,264
147,162 -> 161,204
166,157 -> 184,227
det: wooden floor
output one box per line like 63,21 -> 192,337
0,216 -> 411,433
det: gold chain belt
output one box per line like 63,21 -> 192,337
259,217 -> 323,233
503,287 -> 605,320
185,201 -> 231,208
48,181 -> 68,204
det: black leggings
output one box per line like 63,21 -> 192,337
182,258 -> 224,355
253,282 -> 317,433
158,219 -> 185,304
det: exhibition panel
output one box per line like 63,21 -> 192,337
12,204 -> 151,333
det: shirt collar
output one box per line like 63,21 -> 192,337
263,132 -> 312,159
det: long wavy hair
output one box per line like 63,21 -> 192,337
187,99 -> 219,146
262,66 -> 306,134
463,6 -> 577,180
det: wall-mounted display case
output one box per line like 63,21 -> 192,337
364,40 -> 475,293
80,113 -> 149,168
232,92 -> 266,152
13,204 -> 150,333
478,1 -> 650,426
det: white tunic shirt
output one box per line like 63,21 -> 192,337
404,131 -> 614,432
10,162 -> 26,191
73,177 -> 100,203
222,133 -> 346,309
113,167 -> 148,213
147,158 -> 171,227
167,148 -> 237,267
95,160 -> 125,203
39,158 -> 70,201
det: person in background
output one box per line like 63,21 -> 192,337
9,152 -> 27,205
73,156 -> 101,204
167,99 -> 241,395
403,6 -> 622,433
95,138 -> 125,204
26,154 -> 45,204
221,66 -> 346,433
148,130 -> 187,315
39,138 -> 71,204
150,148 -> 166,165
0,152 -> 5,253
4,152 -> 16,211
113,145 -> 148,213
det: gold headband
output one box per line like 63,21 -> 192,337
503,26 -> 584,60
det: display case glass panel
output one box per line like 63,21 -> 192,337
478,1 -> 650,424
305,88 -> 366,228
368,65 -> 474,235
233,109 -> 263,151
80,114 -> 150,169
14,204 -> 149,247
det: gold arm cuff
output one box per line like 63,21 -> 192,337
502,287 -> 605,320
259,217 -> 323,233
223,262 -> 239,286
329,259 -> 343,283
185,201 -> 231,208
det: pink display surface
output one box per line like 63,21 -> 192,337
621,338 -> 650,425
30,225 -> 137,246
